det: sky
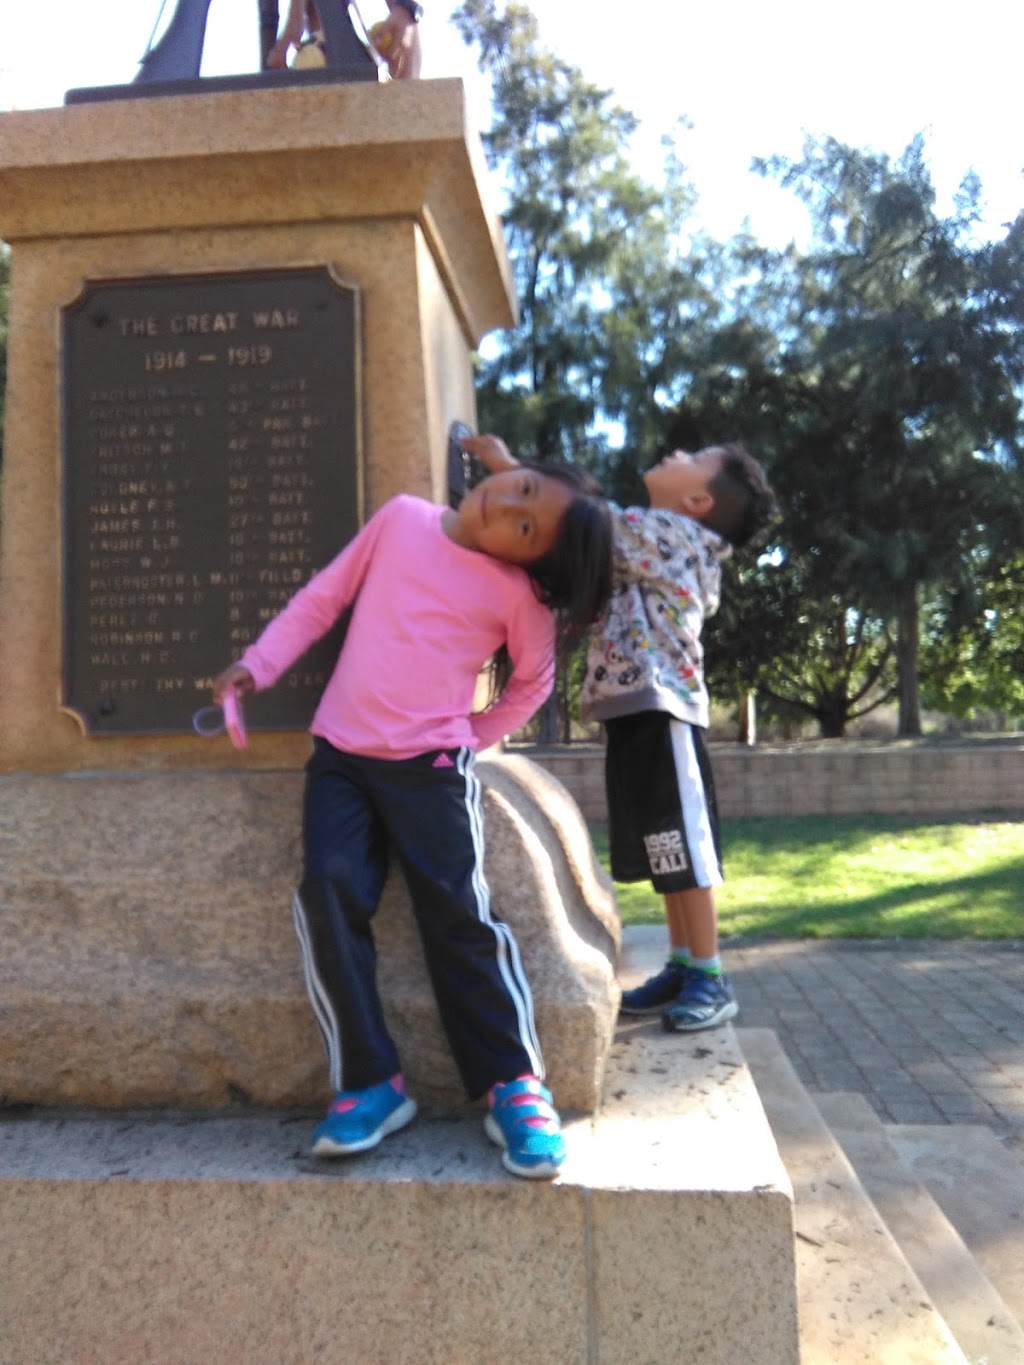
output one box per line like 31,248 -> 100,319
2,0 -> 1021,248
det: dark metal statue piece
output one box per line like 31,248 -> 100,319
66,0 -> 379,105
447,422 -> 485,510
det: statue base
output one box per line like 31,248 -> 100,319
0,754 -> 619,1114
0,1023 -> 799,1363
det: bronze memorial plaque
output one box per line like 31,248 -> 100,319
62,268 -> 361,735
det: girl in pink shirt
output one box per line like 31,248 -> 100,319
212,442 -> 611,1178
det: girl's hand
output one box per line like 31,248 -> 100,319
212,664 -> 255,704
461,433 -> 519,473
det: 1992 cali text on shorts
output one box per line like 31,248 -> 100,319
604,712 -> 723,893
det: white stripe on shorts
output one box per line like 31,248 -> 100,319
668,719 -> 723,888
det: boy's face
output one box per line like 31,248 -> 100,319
643,447 -> 726,516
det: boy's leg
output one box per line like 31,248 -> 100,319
658,725 -> 737,1030
660,883 -> 736,1029
609,714 -> 736,1027
295,739 -> 401,1093
606,714 -> 685,1012
665,887 -> 715,961
608,714 -> 699,1012
664,894 -> 691,957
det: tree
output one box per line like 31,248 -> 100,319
675,140 -> 1024,737
751,137 -> 1024,735
452,0 -> 706,737
452,0 -> 704,471
451,6 -> 1024,739
920,550 -> 1024,721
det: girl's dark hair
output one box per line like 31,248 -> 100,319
518,460 -> 613,635
482,460 -> 613,707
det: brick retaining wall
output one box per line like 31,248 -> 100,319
517,741 -> 1024,822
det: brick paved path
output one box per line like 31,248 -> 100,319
621,930 -> 1024,1144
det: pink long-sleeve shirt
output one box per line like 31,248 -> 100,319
240,495 -> 556,759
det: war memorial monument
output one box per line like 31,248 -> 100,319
0,5 -> 798,1358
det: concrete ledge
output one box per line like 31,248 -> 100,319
738,1029 -> 968,1365
817,1091 -> 1024,1365
0,1025 -> 798,1364
887,1124 -> 1024,1327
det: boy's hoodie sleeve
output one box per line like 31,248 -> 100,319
239,504 -> 389,691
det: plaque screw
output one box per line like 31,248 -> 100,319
97,698 -> 118,716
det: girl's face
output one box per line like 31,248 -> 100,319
445,468 -> 573,565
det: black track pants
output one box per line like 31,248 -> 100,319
293,738 -> 544,1100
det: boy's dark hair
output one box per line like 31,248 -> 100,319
704,444 -> 778,548
519,460 -> 613,634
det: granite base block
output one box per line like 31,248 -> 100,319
0,755 -> 619,1114
0,1023 -> 797,1365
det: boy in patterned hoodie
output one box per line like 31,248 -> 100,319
461,435 -> 776,1031
580,444 -> 776,1030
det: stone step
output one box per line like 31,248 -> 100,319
736,1028 -> 968,1365
817,1090 -> 1024,1365
886,1122 -> 1024,1329
0,1022 -> 799,1365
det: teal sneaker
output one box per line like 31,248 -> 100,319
484,1076 -> 567,1179
312,1077 -> 417,1157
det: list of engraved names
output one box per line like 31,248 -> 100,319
63,271 -> 360,734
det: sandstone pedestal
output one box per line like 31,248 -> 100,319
0,753 -> 619,1113
0,80 -> 800,1357
0,1024 -> 799,1365
0,80 -> 622,1109
0,78 -> 515,773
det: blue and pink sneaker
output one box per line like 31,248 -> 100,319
312,1075 -> 417,1157
484,1076 -> 567,1179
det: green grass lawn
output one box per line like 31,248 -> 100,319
589,814 -> 1024,939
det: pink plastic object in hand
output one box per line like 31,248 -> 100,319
222,688 -> 247,749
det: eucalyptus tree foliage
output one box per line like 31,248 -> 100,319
920,550 -> 1024,722
749,136 -> 1024,735
451,1 -> 733,738
683,139 -> 1024,737
658,310 -> 897,738
448,4 -> 1024,740
451,0 -> 706,474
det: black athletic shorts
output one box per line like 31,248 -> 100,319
604,712 -> 723,893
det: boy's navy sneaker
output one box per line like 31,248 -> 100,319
619,959 -> 689,1015
663,969 -> 738,1032
312,1077 -> 417,1156
484,1076 -> 567,1179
